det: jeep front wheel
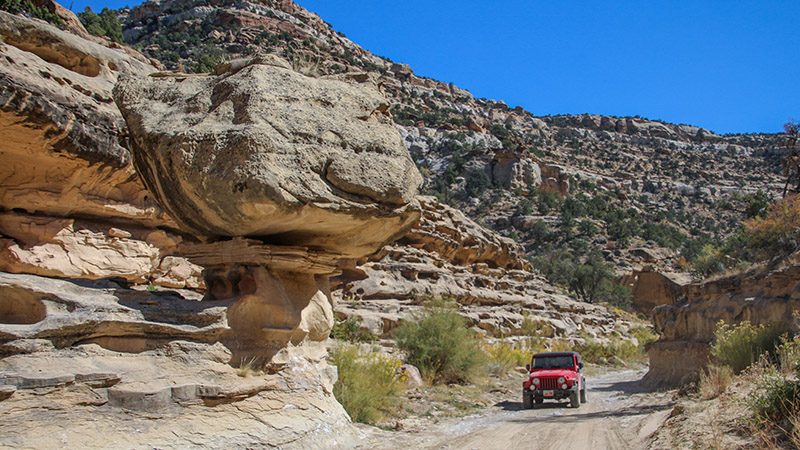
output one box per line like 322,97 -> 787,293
523,390 -> 533,409
569,391 -> 580,408
580,387 -> 587,403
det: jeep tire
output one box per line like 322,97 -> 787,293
580,387 -> 587,403
523,390 -> 533,409
570,391 -> 580,408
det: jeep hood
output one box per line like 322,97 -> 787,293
529,369 -> 577,379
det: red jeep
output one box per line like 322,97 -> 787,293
522,351 -> 586,409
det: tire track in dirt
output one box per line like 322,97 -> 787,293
360,369 -> 674,450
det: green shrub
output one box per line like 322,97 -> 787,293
749,370 -> 800,427
331,316 -> 376,343
484,342 -> 529,376
710,320 -> 790,373
691,244 -> 727,277
630,325 -> 658,350
194,50 -> 225,73
0,0 -> 62,26
331,345 -> 405,425
78,7 -> 122,42
533,250 -> 630,307
394,299 -> 485,384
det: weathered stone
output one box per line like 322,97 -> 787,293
75,372 -> 121,388
398,364 -> 423,388
107,385 -> 174,410
0,11 -> 167,226
0,384 -> 15,400
114,56 -> 422,257
623,269 -> 690,313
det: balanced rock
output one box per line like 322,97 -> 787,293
114,56 -> 422,257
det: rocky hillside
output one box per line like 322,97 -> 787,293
119,0 -> 787,282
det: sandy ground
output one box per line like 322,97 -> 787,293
356,369 -> 675,450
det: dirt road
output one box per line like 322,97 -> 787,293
358,369 -> 674,450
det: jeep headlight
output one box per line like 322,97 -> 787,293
532,378 -> 540,386
557,376 -> 566,384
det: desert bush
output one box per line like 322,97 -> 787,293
331,316 -> 377,343
394,299 -> 485,384
533,250 -> 625,305
630,326 -> 659,350
331,345 -> 405,424
520,316 -> 555,338
574,337 -> 639,365
484,342 -> 529,376
710,320 -> 789,373
744,194 -> 800,260
690,244 -> 727,277
749,371 -> 800,432
698,365 -> 734,399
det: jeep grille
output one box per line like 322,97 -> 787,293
539,377 -> 560,390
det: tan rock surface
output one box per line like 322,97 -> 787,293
0,339 -> 357,449
0,212 -> 203,288
624,268 -> 690,313
114,56 -> 422,257
0,10 -> 203,289
0,11 -> 168,226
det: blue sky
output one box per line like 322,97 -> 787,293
73,0 -> 799,134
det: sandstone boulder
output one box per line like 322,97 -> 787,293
114,56 -> 422,257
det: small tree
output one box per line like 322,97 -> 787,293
568,253 -> 614,303
78,7 -> 122,43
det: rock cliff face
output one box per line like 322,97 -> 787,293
0,10 -> 206,289
0,10 -> 419,448
644,254 -> 800,387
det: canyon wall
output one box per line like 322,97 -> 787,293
644,254 -> 800,387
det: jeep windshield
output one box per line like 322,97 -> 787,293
532,355 -> 574,369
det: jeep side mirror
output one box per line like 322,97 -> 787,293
525,364 -> 530,371
578,362 -> 584,370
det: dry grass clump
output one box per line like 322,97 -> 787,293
484,342 -> 530,376
698,365 -> 734,400
235,356 -> 265,378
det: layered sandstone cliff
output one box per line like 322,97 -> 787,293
0,10 -> 419,447
644,254 -> 800,387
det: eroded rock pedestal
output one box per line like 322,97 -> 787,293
113,55 -> 421,364
181,239 -> 340,364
